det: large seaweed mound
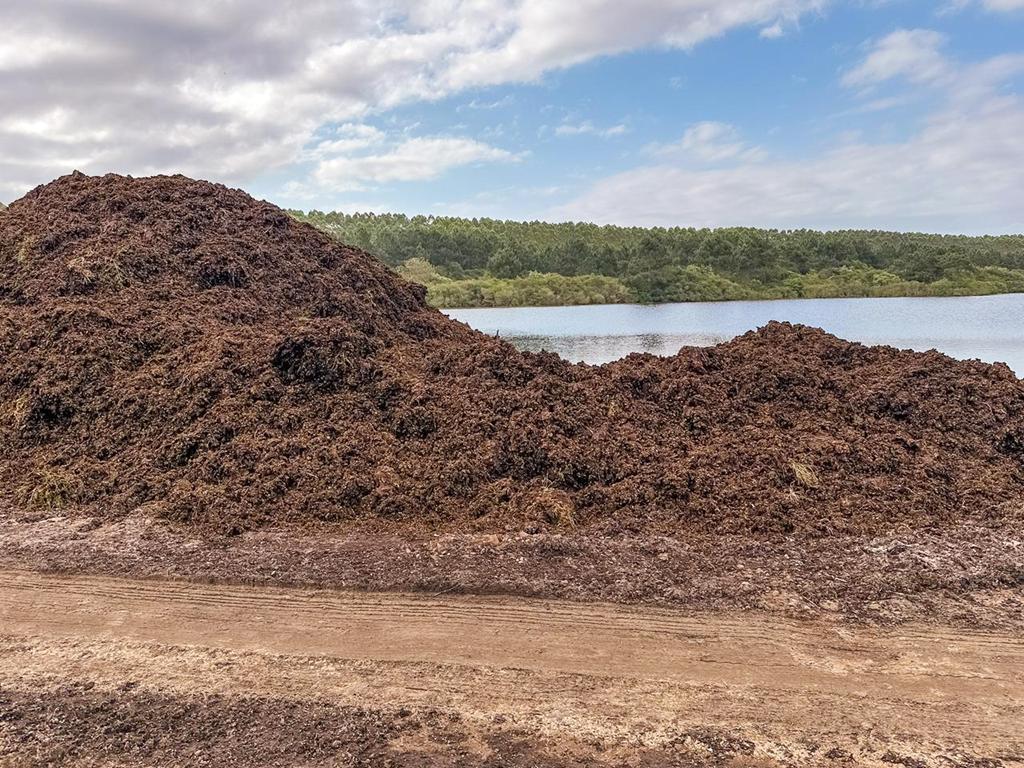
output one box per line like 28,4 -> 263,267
1,172 -> 1021,536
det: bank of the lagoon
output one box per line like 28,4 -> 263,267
446,293 -> 1024,374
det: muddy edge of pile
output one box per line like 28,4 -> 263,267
1,171 -> 1022,544
2,513 -> 1023,628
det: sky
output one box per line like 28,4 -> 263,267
2,0 -> 1024,233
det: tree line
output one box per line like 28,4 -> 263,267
291,210 -> 1024,307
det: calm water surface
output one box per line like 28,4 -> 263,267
445,294 -> 1024,375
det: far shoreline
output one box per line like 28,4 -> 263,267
437,289 -> 1024,312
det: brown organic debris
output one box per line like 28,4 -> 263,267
790,462 -> 820,489
1,172 -> 1022,540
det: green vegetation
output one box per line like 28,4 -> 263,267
397,258 -> 632,307
18,469 -> 82,510
292,210 -> 1024,308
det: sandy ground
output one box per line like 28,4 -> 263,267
3,512 -> 1024,630
2,568 -> 1022,767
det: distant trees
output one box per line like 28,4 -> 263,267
292,209 -> 1024,308
423,273 -> 633,308
486,241 -> 531,278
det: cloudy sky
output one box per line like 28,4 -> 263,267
2,0 -> 1024,232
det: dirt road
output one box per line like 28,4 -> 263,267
1,569 -> 1022,766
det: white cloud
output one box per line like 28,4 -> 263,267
305,124 -> 387,159
0,0 -> 827,199
458,95 -> 515,111
654,121 -> 765,162
949,0 -> 1024,11
312,136 -> 521,190
842,29 -> 950,89
556,38 -> 1024,233
440,0 -> 826,89
323,200 -> 401,215
760,22 -> 785,39
554,121 -> 629,138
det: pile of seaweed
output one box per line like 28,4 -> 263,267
1,172 -> 1021,536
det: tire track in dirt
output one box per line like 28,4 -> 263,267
1,569 -> 1022,764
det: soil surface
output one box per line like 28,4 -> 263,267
2,511 -> 1023,630
1,172 -> 1022,538
2,570 -> 1022,768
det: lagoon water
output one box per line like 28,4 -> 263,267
446,293 -> 1024,375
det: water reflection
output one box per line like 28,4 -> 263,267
446,294 -> 1024,374
507,333 -> 729,363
